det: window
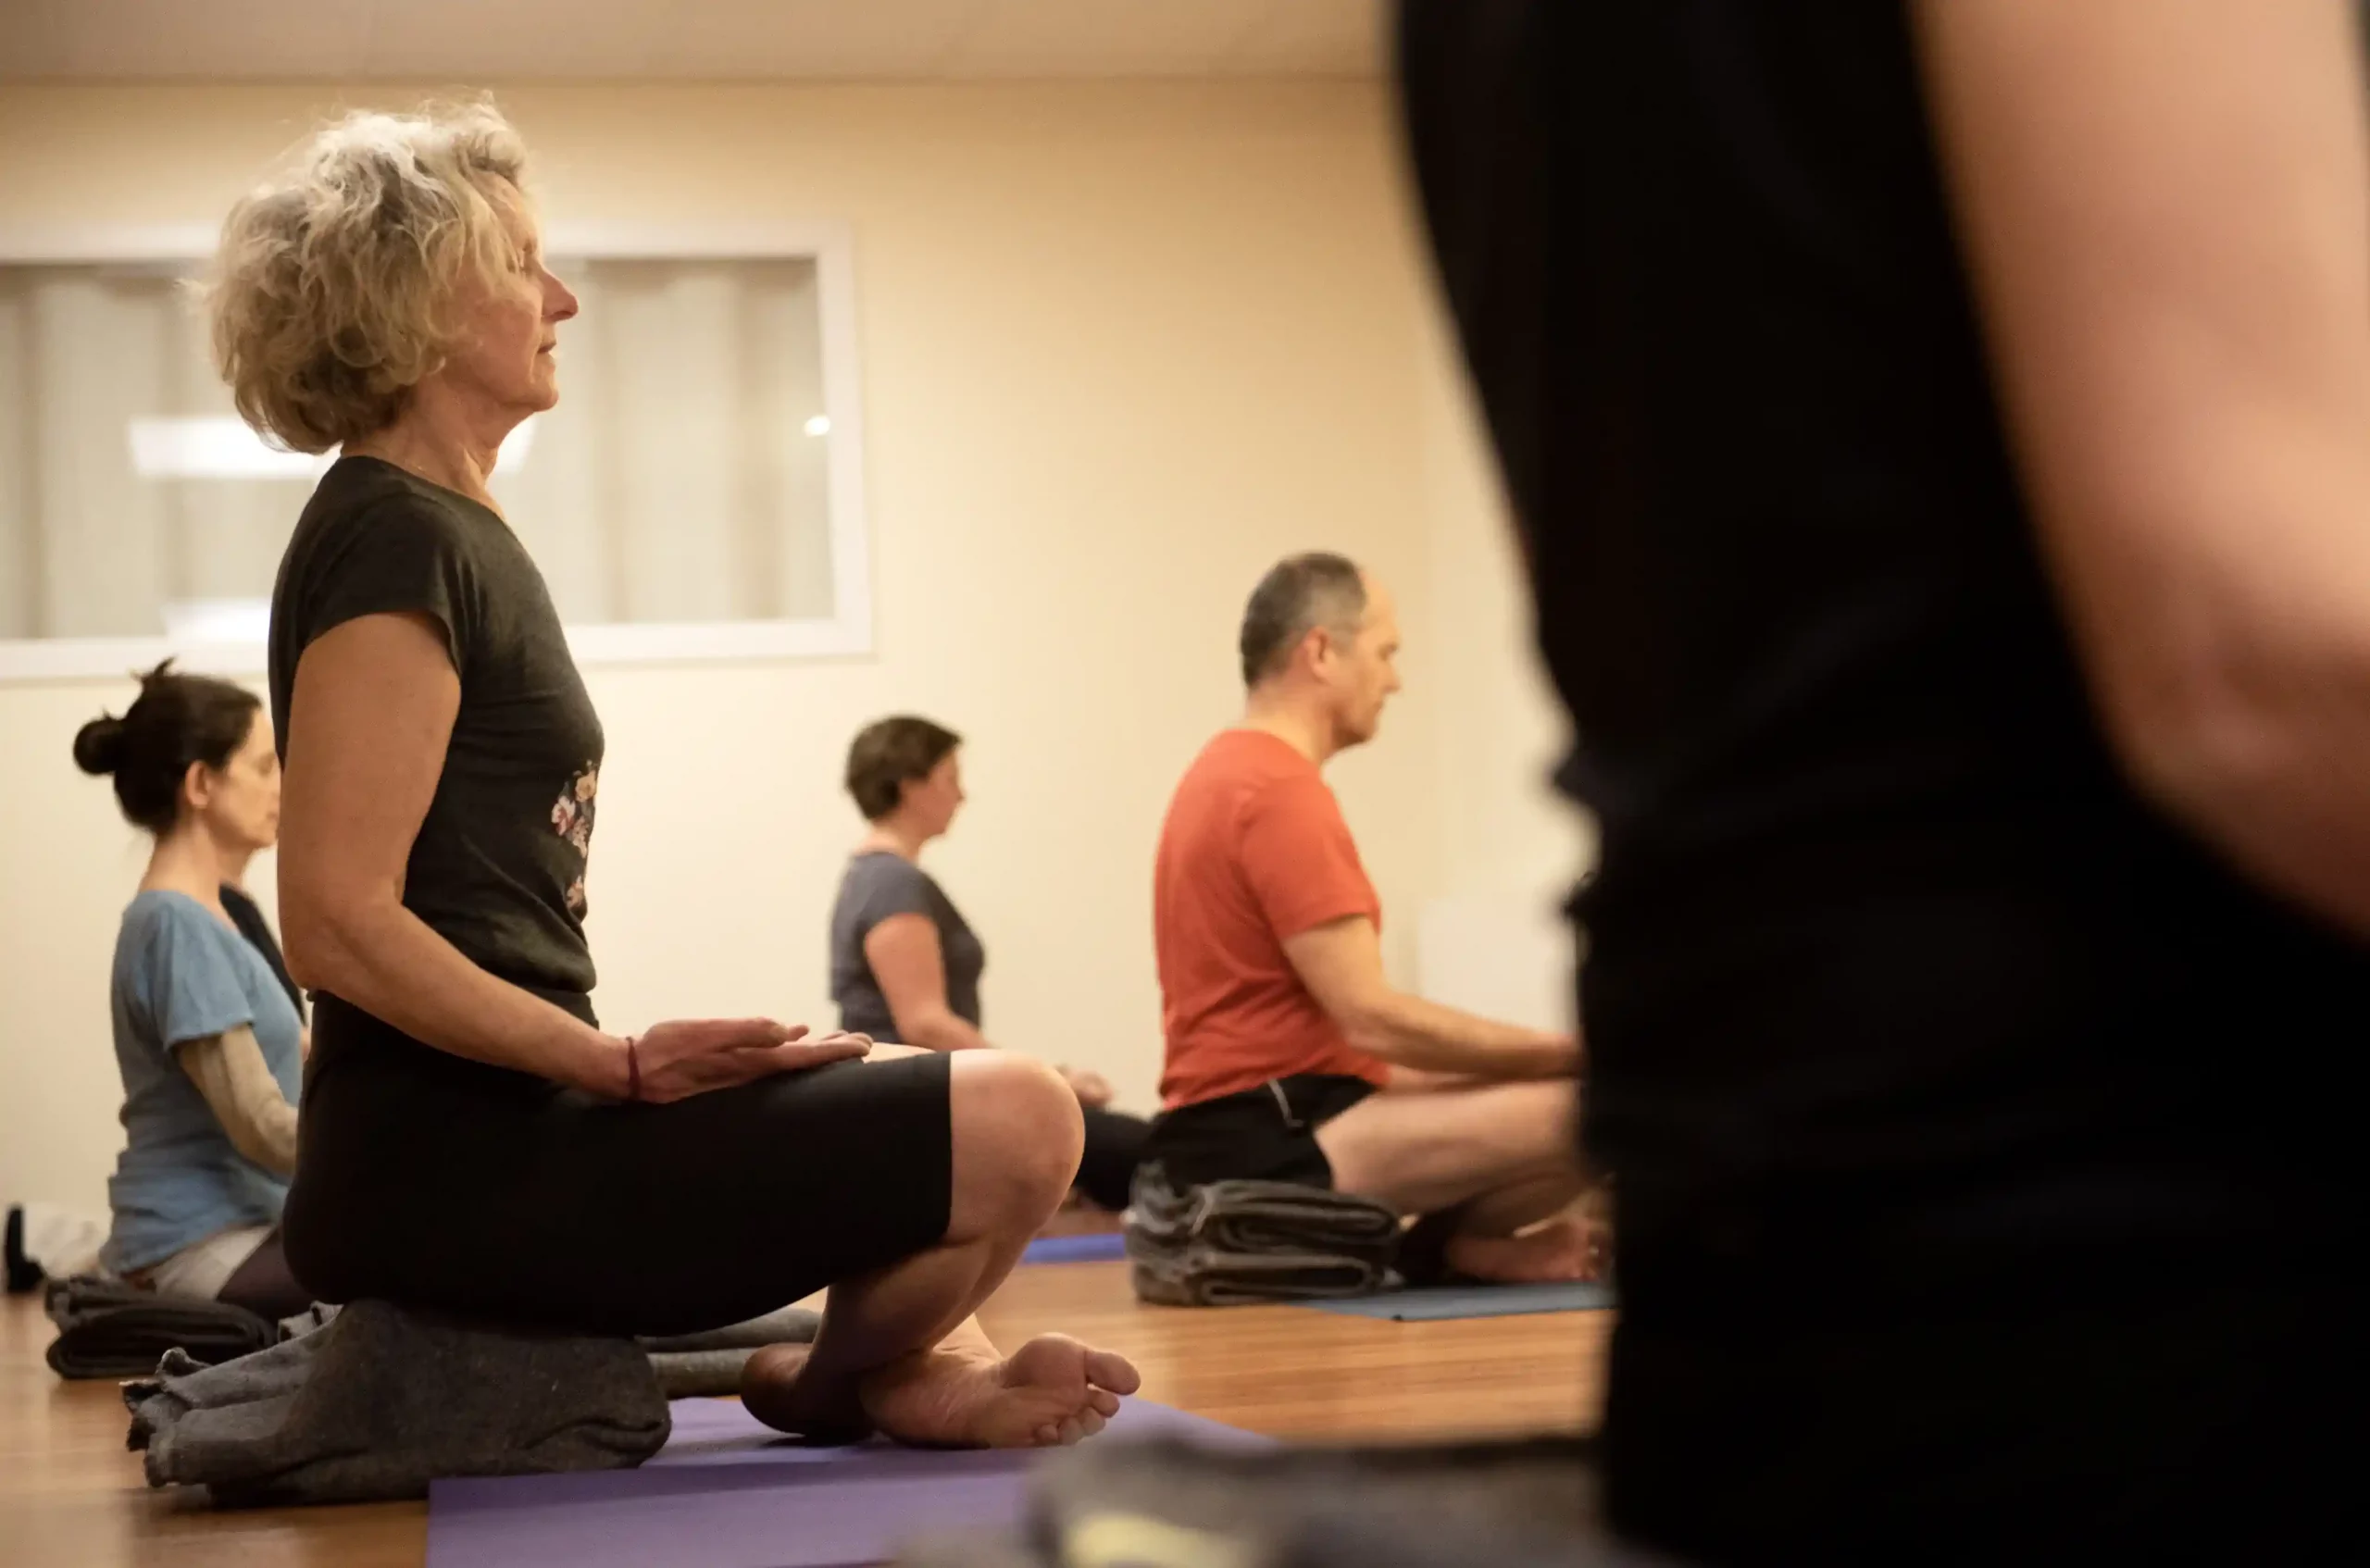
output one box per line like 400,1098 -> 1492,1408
0,225 -> 870,679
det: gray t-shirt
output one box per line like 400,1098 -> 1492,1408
268,457 -> 605,1006
103,891 -> 306,1274
830,852 -> 985,1042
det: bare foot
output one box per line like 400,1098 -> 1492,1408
740,1343 -> 870,1441
859,1334 -> 1142,1449
1446,1217 -> 1610,1284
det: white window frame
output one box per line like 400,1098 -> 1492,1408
0,221 -> 873,682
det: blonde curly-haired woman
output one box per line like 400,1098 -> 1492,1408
218,101 -> 1136,1447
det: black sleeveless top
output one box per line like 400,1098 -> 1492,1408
1402,3 -> 2364,1313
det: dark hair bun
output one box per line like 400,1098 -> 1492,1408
73,715 -> 127,777
75,662 -> 262,835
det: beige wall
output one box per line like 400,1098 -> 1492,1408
0,80 -> 1586,1219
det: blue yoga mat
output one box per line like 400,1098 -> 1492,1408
1300,1280 -> 1615,1321
1019,1231 -> 1127,1264
428,1397 -> 1265,1568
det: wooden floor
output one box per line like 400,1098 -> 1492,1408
0,1264 -> 1607,1567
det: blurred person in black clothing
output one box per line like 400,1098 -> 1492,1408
1400,2 -> 2364,1558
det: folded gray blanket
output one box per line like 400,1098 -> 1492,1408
123,1299 -> 670,1506
1127,1164 -> 1405,1306
44,1276 -> 277,1379
639,1304 -> 822,1397
276,1300 -> 824,1397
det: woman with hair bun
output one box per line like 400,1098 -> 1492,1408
75,661 -> 310,1320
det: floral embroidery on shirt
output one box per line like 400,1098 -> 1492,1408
551,764 -> 598,916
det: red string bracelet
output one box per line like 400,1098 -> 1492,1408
625,1036 -> 642,1102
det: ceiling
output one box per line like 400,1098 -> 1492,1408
0,0 -> 1384,81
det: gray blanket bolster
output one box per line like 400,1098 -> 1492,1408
636,1304 -> 820,1356
650,1347 -> 762,1399
1126,1164 -> 1407,1306
122,1299 -> 670,1506
1131,1173 -> 1402,1244
44,1276 -> 277,1380
277,1300 -> 821,1398
641,1304 -> 823,1398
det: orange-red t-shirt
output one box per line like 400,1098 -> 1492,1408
1154,729 -> 1389,1109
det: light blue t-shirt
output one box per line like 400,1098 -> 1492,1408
102,890 -> 305,1274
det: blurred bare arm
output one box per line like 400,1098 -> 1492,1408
1918,0 -> 2370,935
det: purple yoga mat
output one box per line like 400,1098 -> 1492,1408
1017,1231 -> 1127,1264
427,1397 -> 1266,1568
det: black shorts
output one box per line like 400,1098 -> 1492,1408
1142,1075 -> 1379,1190
283,995 -> 954,1338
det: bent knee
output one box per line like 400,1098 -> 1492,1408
1499,1078 -> 1580,1151
1503,1076 -> 1577,1121
947,1053 -> 1084,1215
949,1050 -> 1079,1131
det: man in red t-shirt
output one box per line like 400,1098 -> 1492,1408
1145,554 -> 1599,1283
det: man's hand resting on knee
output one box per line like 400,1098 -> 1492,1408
622,1020 -> 872,1104
1284,915 -> 1578,1080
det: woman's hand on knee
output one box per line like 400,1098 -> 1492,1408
629,1019 -> 871,1104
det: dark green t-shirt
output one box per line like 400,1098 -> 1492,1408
268,456 -> 604,1004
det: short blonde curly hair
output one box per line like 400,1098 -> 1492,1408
206,100 -> 530,454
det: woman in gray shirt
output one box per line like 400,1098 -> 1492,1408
831,717 -> 1149,1211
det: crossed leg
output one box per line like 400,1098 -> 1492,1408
742,1051 -> 1141,1446
1315,1077 -> 1605,1282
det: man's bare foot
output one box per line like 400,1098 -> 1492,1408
740,1343 -> 870,1441
1446,1217 -> 1610,1284
859,1334 -> 1141,1448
